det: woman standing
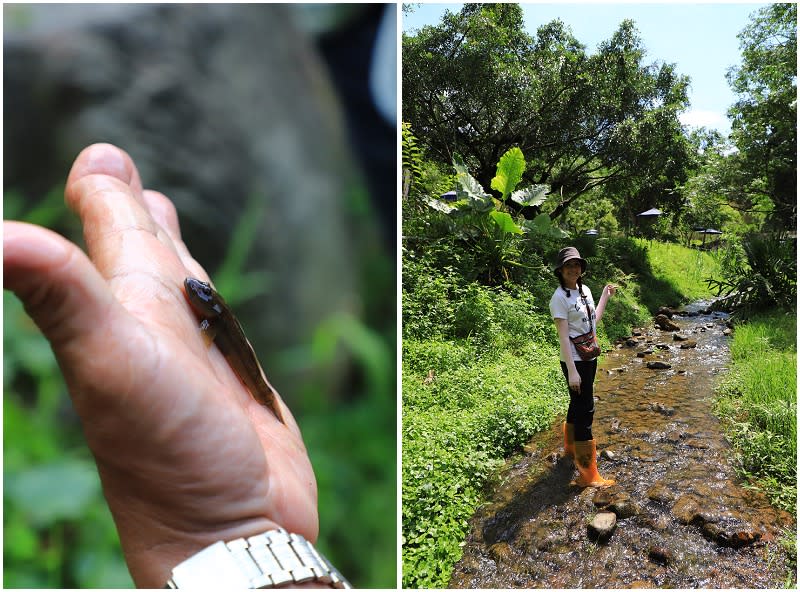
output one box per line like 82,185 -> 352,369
549,247 -> 616,487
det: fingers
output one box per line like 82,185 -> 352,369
65,144 -> 183,284
3,221 -> 129,357
142,190 -> 207,281
64,144 -> 208,311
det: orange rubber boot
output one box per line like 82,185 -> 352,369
563,423 -> 575,458
573,440 -> 615,487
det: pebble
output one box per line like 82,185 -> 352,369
680,340 -> 698,349
647,483 -> 677,504
648,545 -> 673,565
671,495 -> 702,524
647,361 -> 672,370
587,512 -> 617,542
600,449 -> 616,461
673,333 -> 689,341
654,314 -> 680,331
489,541 -> 514,563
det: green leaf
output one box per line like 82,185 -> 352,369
453,157 -> 494,213
489,211 -> 523,235
510,184 -> 549,207
422,196 -> 457,214
5,460 -> 101,527
521,213 -> 569,238
490,147 -> 525,201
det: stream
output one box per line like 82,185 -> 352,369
449,306 -> 794,588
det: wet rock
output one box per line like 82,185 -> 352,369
702,520 -> 762,548
655,343 -> 670,350
723,328 -> 732,336
644,514 -> 672,531
685,438 -> 709,449
649,402 -> 675,416
664,430 -> 683,443
609,497 -> 639,519
632,329 -> 643,336
647,361 -> 672,370
587,512 -> 617,542
671,496 -> 702,525
609,418 -> 622,433
626,338 -> 639,347
679,340 -> 698,349
657,306 -> 677,318
636,349 -> 654,357
545,452 -> 560,465
648,545 -> 673,565
600,449 -> 616,461
592,488 -> 615,507
655,314 -> 680,331
489,541 -> 514,563
673,333 -> 689,341
647,484 -> 678,504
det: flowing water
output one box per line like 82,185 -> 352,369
449,308 -> 794,588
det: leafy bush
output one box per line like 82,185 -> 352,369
706,233 -> 796,316
402,345 -> 567,588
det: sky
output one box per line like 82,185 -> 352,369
402,2 -> 772,136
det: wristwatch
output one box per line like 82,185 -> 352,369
165,528 -> 351,589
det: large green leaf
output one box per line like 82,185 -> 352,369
5,460 -> 100,527
521,213 -> 569,238
490,147 -> 525,201
510,184 -> 550,208
489,211 -> 523,235
451,156 -> 493,213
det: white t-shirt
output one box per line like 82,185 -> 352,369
549,285 -> 597,362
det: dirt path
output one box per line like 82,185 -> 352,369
449,310 -> 794,588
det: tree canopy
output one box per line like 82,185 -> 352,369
402,3 -> 693,225
726,3 -> 797,230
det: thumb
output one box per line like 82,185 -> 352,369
4,221 -> 122,361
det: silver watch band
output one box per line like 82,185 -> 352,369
166,528 -> 351,589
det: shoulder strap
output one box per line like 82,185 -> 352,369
580,290 -> 595,332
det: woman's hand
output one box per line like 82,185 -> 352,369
604,284 -> 617,298
3,143 -> 317,587
567,368 -> 582,392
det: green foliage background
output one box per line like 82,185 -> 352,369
3,187 -> 396,588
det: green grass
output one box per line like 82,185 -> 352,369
634,238 -> 722,308
715,310 -> 797,515
402,339 -> 567,588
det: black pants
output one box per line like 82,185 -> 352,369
560,359 -> 597,441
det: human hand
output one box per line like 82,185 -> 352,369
605,284 -> 617,298
3,144 -> 317,587
567,368 -> 582,392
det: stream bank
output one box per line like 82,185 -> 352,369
449,308 -> 794,588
